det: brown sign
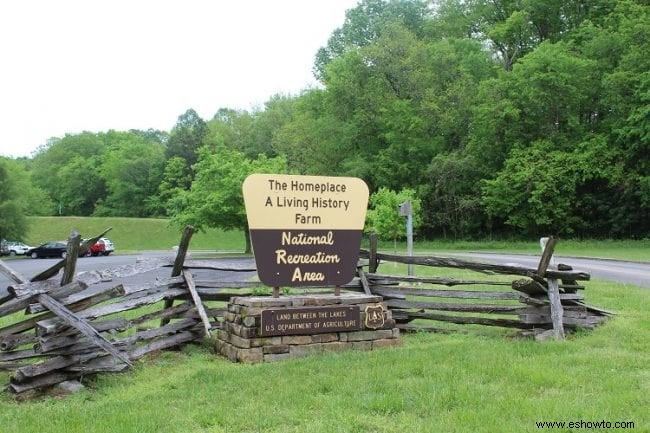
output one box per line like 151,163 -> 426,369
260,306 -> 361,336
243,174 -> 369,287
364,305 -> 385,329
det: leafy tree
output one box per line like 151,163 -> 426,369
507,41 -> 597,144
420,152 -> 485,239
480,137 -> 637,237
272,89 -> 354,177
30,132 -> 107,215
154,157 -> 194,217
467,41 -> 596,174
95,136 -> 165,217
165,109 -> 208,190
0,158 -> 28,241
169,147 -> 288,253
56,155 -> 105,215
315,0 -> 430,79
3,158 -> 54,217
205,99 -> 292,160
365,187 -> 421,248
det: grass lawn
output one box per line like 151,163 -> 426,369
23,216 -> 246,253
1,217 -> 647,432
0,278 -> 648,432
21,216 -> 650,262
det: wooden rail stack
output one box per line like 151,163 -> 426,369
356,235 -> 611,339
0,227 -> 261,395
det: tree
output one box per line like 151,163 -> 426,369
272,89 -> 355,177
154,157 -> 194,217
95,136 -> 165,217
165,109 -> 208,190
365,187 -> 421,249
479,137 -> 637,237
30,132 -> 107,215
0,158 -> 28,241
314,0 -> 430,80
420,152 -> 485,239
4,158 -> 54,217
169,146 -> 288,253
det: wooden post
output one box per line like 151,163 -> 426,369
161,226 -> 195,326
357,269 -> 372,296
182,270 -> 212,337
537,236 -> 557,276
369,233 -> 378,273
272,287 -> 280,298
61,232 -> 81,286
538,237 -> 564,340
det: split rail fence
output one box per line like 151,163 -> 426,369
0,228 -> 611,396
0,227 -> 262,395
354,234 -> 611,339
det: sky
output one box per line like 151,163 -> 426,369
0,0 -> 360,158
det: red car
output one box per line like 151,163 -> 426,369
85,238 -> 115,256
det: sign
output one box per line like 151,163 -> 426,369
242,174 -> 369,287
260,306 -> 361,336
364,305 -> 385,329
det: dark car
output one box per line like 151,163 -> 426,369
28,242 -> 68,259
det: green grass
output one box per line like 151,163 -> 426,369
2,217 -> 648,432
387,238 -> 650,262
20,217 -> 650,262
23,216 -> 246,253
0,279 -> 648,432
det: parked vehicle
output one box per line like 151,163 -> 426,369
1,240 -> 33,256
4,241 -> 33,256
27,242 -> 68,259
87,238 -> 115,256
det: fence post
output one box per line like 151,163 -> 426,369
161,225 -> 195,326
369,233 -> 378,273
539,237 -> 565,340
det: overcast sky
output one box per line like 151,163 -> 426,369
0,0 -> 359,158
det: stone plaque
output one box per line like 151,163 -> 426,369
260,306 -> 361,336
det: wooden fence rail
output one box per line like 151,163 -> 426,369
356,234 -> 610,339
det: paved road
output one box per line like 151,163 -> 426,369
451,253 -> 650,289
0,252 -> 257,298
2,251 -> 649,298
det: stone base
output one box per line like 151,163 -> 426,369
214,293 -> 400,363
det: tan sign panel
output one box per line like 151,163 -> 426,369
243,174 -> 369,287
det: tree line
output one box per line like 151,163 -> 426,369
1,0 -> 648,243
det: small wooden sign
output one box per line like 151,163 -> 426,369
260,306 -> 361,336
243,174 -> 369,287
